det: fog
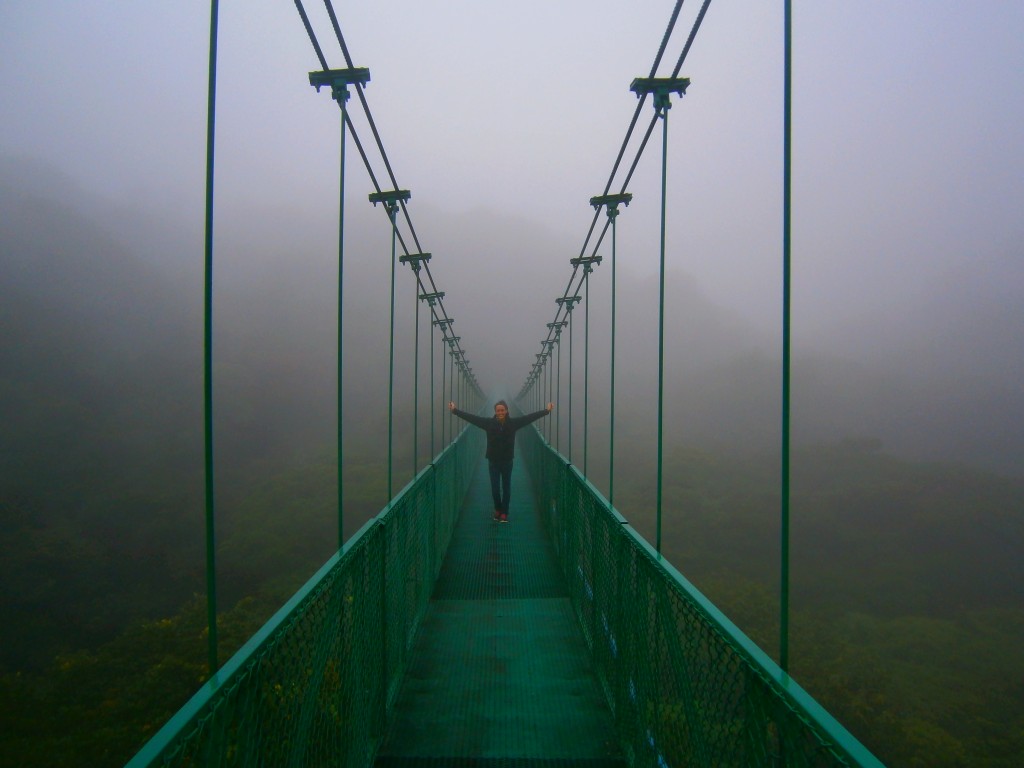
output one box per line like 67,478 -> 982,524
3,11 -> 1024,763
2,1 -> 1023,579
4,3 -> 1021,473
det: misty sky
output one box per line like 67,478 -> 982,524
2,2 -> 1023,459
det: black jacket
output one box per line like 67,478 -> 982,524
451,408 -> 549,462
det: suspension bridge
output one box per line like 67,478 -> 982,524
128,2 -> 884,766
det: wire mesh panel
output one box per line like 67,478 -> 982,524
520,427 -> 886,768
126,429 -> 482,768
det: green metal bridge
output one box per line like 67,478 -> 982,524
127,422 -> 883,768
126,3 -> 885,766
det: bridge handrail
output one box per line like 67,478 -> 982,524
125,426 -> 482,768
521,425 -> 886,768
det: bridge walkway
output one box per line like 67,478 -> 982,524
375,456 -> 625,767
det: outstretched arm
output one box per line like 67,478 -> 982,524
510,403 -> 554,428
448,402 -> 493,429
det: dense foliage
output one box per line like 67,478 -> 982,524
616,438 -> 1024,767
1,441 -> 1022,767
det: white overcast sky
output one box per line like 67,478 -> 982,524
2,1 -> 1022,387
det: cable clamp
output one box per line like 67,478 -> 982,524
630,77 -> 690,114
308,68 -> 371,102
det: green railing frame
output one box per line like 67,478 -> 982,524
128,416 -> 884,768
520,425 -> 885,768
125,426 -> 481,768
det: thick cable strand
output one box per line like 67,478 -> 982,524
529,1 -> 697,396
323,1 -> 425,254
300,2 -> 471,384
670,0 -> 715,78
295,0 -> 328,69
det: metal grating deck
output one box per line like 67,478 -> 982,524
376,458 -> 625,766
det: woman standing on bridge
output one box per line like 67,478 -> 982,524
448,399 -> 553,523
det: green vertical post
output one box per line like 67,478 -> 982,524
557,335 -> 565,454
591,192 -> 632,509
439,329 -> 445,446
369,189 -> 410,504
548,345 -> 554,442
583,270 -> 590,475
400,253 -> 431,479
544,340 -> 555,443
202,0 -> 220,676
535,355 -> 543,420
630,76 -> 689,556
337,94 -> 346,548
548,321 -> 565,452
571,256 -> 601,477
447,339 -> 459,439
606,219 -> 614,505
656,109 -> 667,556
428,317 -> 435,457
609,212 -> 618,506
443,337 -> 448,446
428,311 -> 434,457
388,203 -> 397,501
568,306 -> 573,461
569,309 -> 577,462
781,0 -> 793,673
557,297 -> 579,462
423,297 -> 446,457
413,278 -> 419,476
435,318 -> 452,446
311,67 -> 370,544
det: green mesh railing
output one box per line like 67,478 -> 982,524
520,426 -> 886,768
129,416 -> 883,768
126,426 -> 482,768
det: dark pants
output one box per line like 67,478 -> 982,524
488,460 -> 513,513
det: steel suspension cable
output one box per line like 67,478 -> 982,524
614,1 -> 714,222
299,3 -> 472,377
322,1 -> 426,255
575,0 -> 687,261
618,0 -> 715,212
669,0 -> 714,79
525,0 -> 715,395
294,0 -> 328,69
297,1 -> 384,200
511,8 -> 717,575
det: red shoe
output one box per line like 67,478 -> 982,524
493,510 -> 501,521
499,513 -> 509,523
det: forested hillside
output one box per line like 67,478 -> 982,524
616,438 -> 1024,767
2,440 -> 1022,767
